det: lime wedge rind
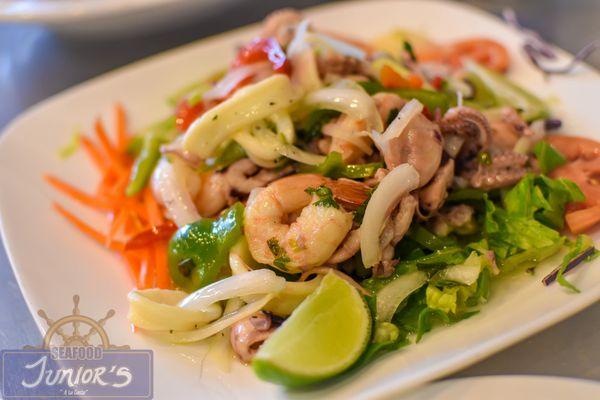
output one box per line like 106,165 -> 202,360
253,272 -> 371,387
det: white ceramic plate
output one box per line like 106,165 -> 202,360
401,376 -> 600,400
1,1 -> 599,399
0,0 -> 236,37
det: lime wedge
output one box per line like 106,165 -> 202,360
253,272 -> 371,387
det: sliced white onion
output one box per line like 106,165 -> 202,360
246,153 -> 281,169
376,271 -> 427,322
371,99 -> 423,152
456,90 -> 464,108
203,62 -> 272,102
310,32 -> 366,60
179,269 -> 286,311
148,294 -> 274,343
276,143 -> 326,165
322,116 -> 373,155
445,75 -> 474,98
288,19 -> 365,60
232,111 -> 297,168
432,252 -> 482,286
326,129 -> 373,155
233,129 -> 281,165
268,111 -> 296,144
128,289 -> 222,331
305,87 -> 384,132
360,164 -> 420,267
151,157 -> 201,227
287,20 -> 322,94
183,74 -> 297,158
229,253 -> 251,275
287,19 -> 311,57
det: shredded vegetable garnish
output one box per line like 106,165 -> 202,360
542,246 -> 596,288
47,104 -> 173,289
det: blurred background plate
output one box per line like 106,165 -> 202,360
0,0 -> 239,37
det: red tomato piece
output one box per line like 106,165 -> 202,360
233,37 -> 290,74
175,100 -> 205,132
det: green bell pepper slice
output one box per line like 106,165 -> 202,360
168,202 -> 245,292
126,116 -> 177,196
359,80 -> 452,114
464,61 -> 550,121
300,151 -> 382,179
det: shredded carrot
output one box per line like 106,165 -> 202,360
566,206 -> 600,234
107,209 -> 128,247
380,65 -> 423,89
44,175 -> 112,210
94,119 -> 120,163
114,103 -> 128,151
47,105 -> 174,290
53,203 -> 124,251
80,136 -> 106,171
143,187 -> 163,226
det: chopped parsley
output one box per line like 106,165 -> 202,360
264,119 -> 277,133
297,109 -> 340,142
305,185 -> 340,209
478,151 -> 492,165
386,108 -> 400,126
403,41 -> 417,62
267,237 -> 290,270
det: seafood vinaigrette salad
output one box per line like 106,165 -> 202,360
47,9 -> 600,386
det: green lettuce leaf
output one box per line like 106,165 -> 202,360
557,235 -> 596,293
503,174 -> 584,230
533,141 -> 566,174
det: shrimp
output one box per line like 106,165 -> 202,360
244,174 -> 354,272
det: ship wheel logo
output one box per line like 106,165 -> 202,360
25,295 -> 129,350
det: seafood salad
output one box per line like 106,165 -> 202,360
47,8 -> 600,386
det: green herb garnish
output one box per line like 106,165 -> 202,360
267,238 -> 291,270
305,185 -> 339,209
